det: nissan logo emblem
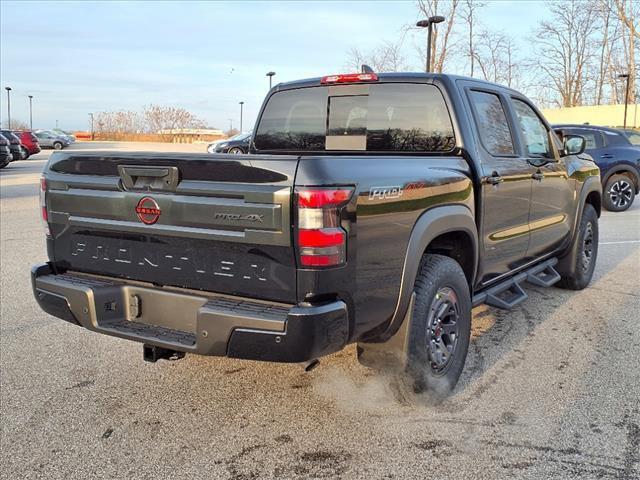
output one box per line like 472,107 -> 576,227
135,197 -> 161,225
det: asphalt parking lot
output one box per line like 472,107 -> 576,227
1,143 -> 639,480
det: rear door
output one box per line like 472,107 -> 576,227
464,86 -> 535,284
45,152 -> 298,303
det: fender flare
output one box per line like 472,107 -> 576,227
557,176 -> 601,277
602,164 -> 640,193
378,204 -> 478,341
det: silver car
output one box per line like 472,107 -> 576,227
34,131 -> 70,150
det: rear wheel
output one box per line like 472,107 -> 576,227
603,174 -> 635,212
557,203 -> 598,290
0,159 -> 9,169
20,146 -> 30,160
53,141 -> 63,150
406,254 -> 472,399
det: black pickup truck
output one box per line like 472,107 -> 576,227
32,72 -> 601,396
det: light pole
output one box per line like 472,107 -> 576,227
88,113 -> 94,140
239,101 -> 244,132
5,87 -> 12,129
28,95 -> 33,130
228,118 -> 233,132
619,73 -> 630,129
416,16 -> 445,73
266,71 -> 276,89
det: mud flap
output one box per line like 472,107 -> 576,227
357,294 -> 415,371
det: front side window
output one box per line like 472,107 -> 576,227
469,90 -> 514,156
512,99 -> 550,156
254,83 -> 455,152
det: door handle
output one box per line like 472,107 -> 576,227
486,171 -> 503,185
532,171 -> 544,181
600,154 -> 614,159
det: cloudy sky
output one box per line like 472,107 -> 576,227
0,0 -> 550,131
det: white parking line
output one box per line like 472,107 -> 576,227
0,174 -> 41,187
600,240 -> 640,245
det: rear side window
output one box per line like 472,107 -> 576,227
254,83 -> 455,152
469,91 -> 514,156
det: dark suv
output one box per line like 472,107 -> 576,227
554,124 -> 640,211
0,130 -> 26,161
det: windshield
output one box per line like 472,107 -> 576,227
623,130 -> 640,146
254,83 -> 456,152
232,132 -> 251,141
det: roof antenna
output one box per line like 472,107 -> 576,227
361,64 -> 374,74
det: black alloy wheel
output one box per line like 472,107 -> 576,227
426,287 -> 460,375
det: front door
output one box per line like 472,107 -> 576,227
509,98 -> 574,258
465,87 -> 535,285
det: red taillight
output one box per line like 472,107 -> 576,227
296,187 -> 353,268
40,176 -> 50,237
299,228 -> 345,247
320,73 -> 378,84
297,189 -> 353,208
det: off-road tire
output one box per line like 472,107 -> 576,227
603,174 -> 635,212
406,254 -> 472,399
557,203 -> 598,290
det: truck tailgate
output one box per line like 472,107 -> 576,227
44,152 -> 299,303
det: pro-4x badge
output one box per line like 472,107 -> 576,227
214,213 -> 264,223
135,197 -> 161,225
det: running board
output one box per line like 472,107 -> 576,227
525,261 -> 561,288
473,258 -> 559,310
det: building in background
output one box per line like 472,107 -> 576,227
543,104 -> 639,129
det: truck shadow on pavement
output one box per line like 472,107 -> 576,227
456,243 -> 638,401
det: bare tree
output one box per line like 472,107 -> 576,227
143,105 -> 206,133
2,119 -> 29,130
530,0 -> 599,107
474,30 -> 519,87
94,106 -> 205,135
460,0 -> 485,77
610,0 -> 637,103
416,0 -> 460,73
345,40 -> 408,72
612,0 -> 639,39
595,0 -> 614,105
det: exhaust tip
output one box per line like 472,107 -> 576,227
304,359 -> 320,372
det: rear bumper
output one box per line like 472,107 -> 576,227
31,264 -> 349,363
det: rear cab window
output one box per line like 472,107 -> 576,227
254,83 -> 456,153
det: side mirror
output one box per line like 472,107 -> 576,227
562,134 -> 586,156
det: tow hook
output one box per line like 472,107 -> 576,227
143,344 -> 185,363
304,359 -> 320,372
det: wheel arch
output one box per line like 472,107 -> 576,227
557,176 -> 601,278
377,204 -> 478,341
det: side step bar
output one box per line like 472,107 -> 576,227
473,258 -> 560,310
